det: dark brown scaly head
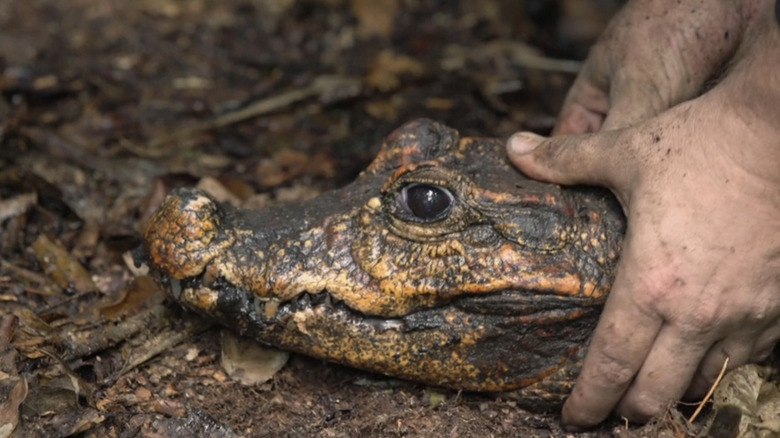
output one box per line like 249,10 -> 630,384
143,119 -> 625,409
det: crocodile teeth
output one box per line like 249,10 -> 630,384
366,318 -> 405,333
253,297 -> 265,318
265,298 -> 280,319
298,293 -> 312,308
170,279 -> 182,299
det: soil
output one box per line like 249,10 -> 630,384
1,0 -> 777,437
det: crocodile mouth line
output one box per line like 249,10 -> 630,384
168,275 -> 601,334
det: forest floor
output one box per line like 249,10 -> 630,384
1,0 -> 777,437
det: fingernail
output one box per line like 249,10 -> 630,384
561,422 -> 585,433
508,132 -> 543,155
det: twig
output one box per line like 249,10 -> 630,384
146,75 -> 361,150
38,348 -> 96,407
443,40 -> 583,74
115,317 -> 212,379
0,258 -> 62,296
688,356 -> 729,423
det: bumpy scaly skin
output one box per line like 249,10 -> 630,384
144,119 -> 625,408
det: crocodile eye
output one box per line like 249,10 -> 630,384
398,183 -> 454,222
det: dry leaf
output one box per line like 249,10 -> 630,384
0,378 -> 27,438
255,149 -> 335,189
33,234 -> 96,294
351,0 -> 398,39
220,330 -> 289,386
196,176 -> 242,206
0,192 -> 36,223
99,276 -> 163,320
364,50 -> 426,92
707,365 -> 780,437
255,149 -> 310,188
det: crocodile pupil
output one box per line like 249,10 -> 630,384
400,183 -> 454,221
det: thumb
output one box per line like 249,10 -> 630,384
506,130 -> 627,190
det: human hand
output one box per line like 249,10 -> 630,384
506,10 -> 780,428
554,0 -> 767,135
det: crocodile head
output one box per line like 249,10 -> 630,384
143,119 -> 625,409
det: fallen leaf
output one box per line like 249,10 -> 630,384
14,307 -> 52,336
220,330 -> 289,386
196,177 -> 242,206
71,219 -> 100,260
425,388 -> 446,408
0,192 -> 37,223
255,149 -> 311,188
135,387 -> 152,402
351,0 -> 398,39
275,183 -> 322,203
707,365 -> 780,437
0,378 -> 27,438
98,276 -> 163,320
364,50 -> 426,92
33,234 -> 96,294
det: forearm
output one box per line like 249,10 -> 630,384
731,3 -> 780,124
706,2 -> 780,182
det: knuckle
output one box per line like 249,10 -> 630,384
627,267 -> 728,334
747,292 -> 780,323
683,300 -> 723,333
591,347 -> 638,388
628,267 -> 677,311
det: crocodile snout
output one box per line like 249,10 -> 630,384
144,188 -> 235,279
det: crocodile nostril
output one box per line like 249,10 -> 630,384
144,188 -> 235,279
398,183 -> 454,222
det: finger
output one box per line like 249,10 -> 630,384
617,325 -> 717,420
683,336 -> 753,400
751,320 -> 780,361
601,78 -> 670,131
553,101 -> 607,136
506,130 -> 628,191
553,75 -> 610,135
561,253 -> 664,428
684,319 -> 780,398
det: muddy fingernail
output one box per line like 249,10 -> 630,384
562,423 -> 586,433
508,132 -> 543,155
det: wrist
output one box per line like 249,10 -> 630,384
721,6 -> 780,127
702,11 -> 780,183
698,1 -> 780,183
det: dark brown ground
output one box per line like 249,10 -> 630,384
1,1 -> 777,437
